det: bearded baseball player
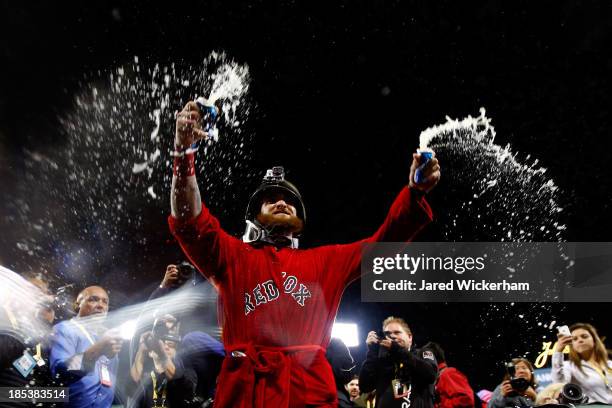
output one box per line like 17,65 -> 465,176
169,100 -> 441,407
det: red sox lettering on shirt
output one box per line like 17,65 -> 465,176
244,272 -> 311,315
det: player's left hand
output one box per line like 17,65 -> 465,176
409,151 -> 441,193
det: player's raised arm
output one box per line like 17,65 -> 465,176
366,149 -> 441,243
171,101 -> 209,220
322,149 -> 441,285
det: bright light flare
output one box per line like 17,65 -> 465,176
331,322 -> 359,347
118,319 -> 138,340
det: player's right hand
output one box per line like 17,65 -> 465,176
366,331 -> 379,346
409,151 -> 441,193
161,264 -> 180,288
175,101 -> 208,149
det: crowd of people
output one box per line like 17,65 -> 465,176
2,99 -> 611,407
0,268 -> 225,408
332,318 -> 612,408
3,279 -> 611,408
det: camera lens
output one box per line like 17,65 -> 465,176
566,384 -> 579,398
559,383 -> 585,405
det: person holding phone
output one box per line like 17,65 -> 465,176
552,323 -> 612,404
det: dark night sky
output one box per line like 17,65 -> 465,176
1,0 -> 611,392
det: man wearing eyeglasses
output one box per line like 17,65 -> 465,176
360,316 -> 438,408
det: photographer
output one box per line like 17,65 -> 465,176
552,323 -> 612,404
487,358 -> 537,408
145,263 -> 216,336
156,263 -> 199,294
0,272 -> 56,407
130,323 -> 197,408
359,316 -> 437,408
137,264 -> 223,399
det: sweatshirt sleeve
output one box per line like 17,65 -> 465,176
358,344 -> 382,394
0,335 -> 24,369
551,351 -> 571,383
50,323 -> 90,381
324,186 -> 433,286
487,384 -> 508,408
394,346 -> 438,385
168,203 -> 244,284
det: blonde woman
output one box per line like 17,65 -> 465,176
535,383 -> 564,405
552,323 -> 612,404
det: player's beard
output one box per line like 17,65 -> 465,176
257,213 -> 304,235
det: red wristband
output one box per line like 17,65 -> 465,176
173,153 -> 196,177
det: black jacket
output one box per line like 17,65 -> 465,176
359,342 -> 437,408
338,389 -> 356,408
136,362 -> 198,408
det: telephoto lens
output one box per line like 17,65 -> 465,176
558,383 -> 587,405
177,261 -> 196,284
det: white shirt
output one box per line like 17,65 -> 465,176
551,351 -> 612,404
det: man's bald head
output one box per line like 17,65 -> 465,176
75,286 -> 109,318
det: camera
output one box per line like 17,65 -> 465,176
376,330 -> 392,358
558,383 -> 587,405
147,314 -> 181,349
263,166 -> 285,183
52,283 -> 77,318
504,361 -> 530,393
177,261 -> 196,285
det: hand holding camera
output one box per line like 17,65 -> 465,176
142,332 -> 165,358
500,379 -> 536,399
161,264 -> 180,288
161,262 -> 196,288
366,331 -> 380,346
137,331 -> 151,353
500,380 -> 514,397
366,331 -> 395,347
379,336 -> 395,350
366,330 -> 399,361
